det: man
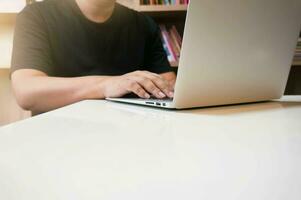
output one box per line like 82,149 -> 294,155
11,0 -> 176,114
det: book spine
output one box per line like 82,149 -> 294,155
169,29 -> 181,58
171,25 -> 182,46
160,25 -> 177,64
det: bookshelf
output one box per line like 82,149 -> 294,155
117,0 -> 188,12
293,61 -> 301,66
137,4 -> 187,12
292,37 -> 301,67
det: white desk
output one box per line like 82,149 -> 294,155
0,96 -> 301,200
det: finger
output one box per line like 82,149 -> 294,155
126,80 -> 150,99
143,72 -> 174,98
132,76 -> 166,98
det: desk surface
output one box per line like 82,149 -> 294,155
1,96 -> 301,200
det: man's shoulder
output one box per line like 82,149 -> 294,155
20,0 -> 50,13
18,0 -> 62,19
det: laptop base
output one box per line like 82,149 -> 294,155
106,98 -> 175,109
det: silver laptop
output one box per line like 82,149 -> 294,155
107,0 -> 301,109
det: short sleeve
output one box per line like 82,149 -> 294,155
143,16 -> 173,74
11,5 -> 53,75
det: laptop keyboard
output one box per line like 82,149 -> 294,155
124,98 -> 173,102
148,98 -> 173,102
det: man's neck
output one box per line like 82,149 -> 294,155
75,0 -> 116,23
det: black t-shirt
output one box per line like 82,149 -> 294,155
11,0 -> 172,77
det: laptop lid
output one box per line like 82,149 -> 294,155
173,0 -> 301,109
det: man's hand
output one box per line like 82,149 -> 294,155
103,71 -> 175,99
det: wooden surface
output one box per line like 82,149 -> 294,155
0,69 -> 31,126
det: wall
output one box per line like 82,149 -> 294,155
0,14 -> 15,68
0,69 -> 31,126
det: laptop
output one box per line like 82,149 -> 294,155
107,0 -> 301,109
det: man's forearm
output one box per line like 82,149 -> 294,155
12,70 -> 109,114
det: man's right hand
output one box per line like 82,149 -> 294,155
103,71 -> 174,99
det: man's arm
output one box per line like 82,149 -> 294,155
12,69 -> 175,114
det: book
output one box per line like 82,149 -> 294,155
160,25 -> 177,65
159,24 -> 183,66
293,37 -> 301,64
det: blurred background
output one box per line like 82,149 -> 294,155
0,0 -> 300,126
